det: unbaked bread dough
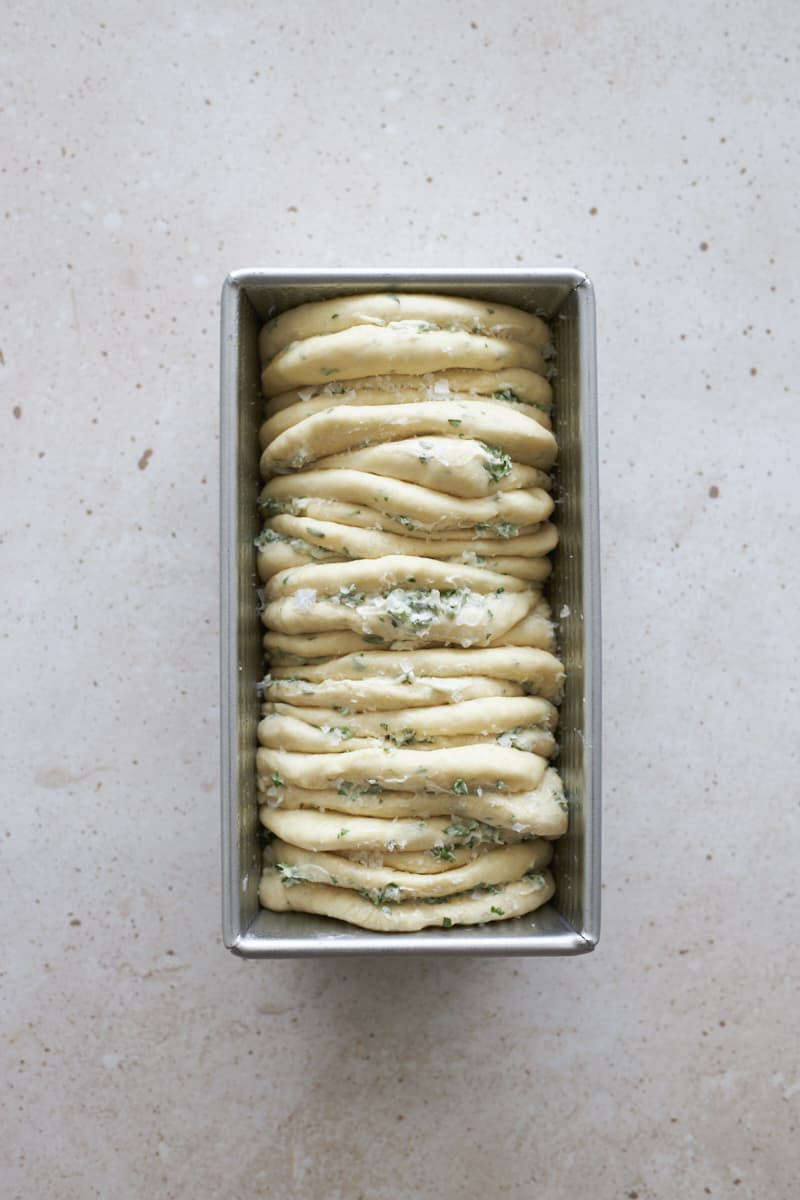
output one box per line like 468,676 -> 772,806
259,293 -> 551,359
258,767 -> 568,838
258,868 -> 556,931
263,837 -> 553,901
260,326 -> 544,396
259,400 -> 557,477
255,292 -> 568,931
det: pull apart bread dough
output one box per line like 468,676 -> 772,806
259,870 -> 556,931
259,400 -> 557,476
259,294 -> 551,359
255,514 -> 558,588
263,838 -> 553,902
259,376 -> 554,448
261,327 -> 544,396
255,292 -> 567,931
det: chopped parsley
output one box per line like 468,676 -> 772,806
490,906 -> 506,917
336,828 -> 349,839
475,521 -> 519,539
493,387 -> 521,404
270,772 -> 285,788
337,584 -> 366,607
447,417 -> 462,427
442,820 -> 506,848
275,862 -> 305,887
431,845 -> 457,863
360,883 -> 402,906
481,443 -> 513,483
387,729 -> 417,747
452,779 -> 469,795
442,917 -> 453,928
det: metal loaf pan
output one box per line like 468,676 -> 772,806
220,269 -> 600,957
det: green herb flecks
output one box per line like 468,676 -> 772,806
387,729 -> 416,747
336,779 -> 383,797
359,883 -> 402,907
338,584 -> 366,607
276,862 -> 305,887
481,442 -> 513,483
259,496 -> 284,517
475,520 -> 519,539
442,820 -> 507,849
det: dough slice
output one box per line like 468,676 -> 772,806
496,605 -> 556,650
265,554 -> 528,599
259,806 -> 522,853
262,368 -> 552,424
258,767 -> 568,838
259,384 -> 552,449
258,869 -> 556,931
260,498 -> 552,543
263,628 -> 389,659
262,600 -> 553,656
262,695 -> 558,738
259,470 -> 554,531
262,675 -> 525,710
448,556 -> 551,583
258,716 -> 556,759
264,838 -> 553,901
262,586 -> 533,646
257,548 -> 551,589
260,400 -> 557,475
372,846 -> 484,873
257,742 -> 547,794
260,326 -> 545,396
259,293 -> 551,359
255,528 -> 344,580
309,438 -> 544,499
269,646 -> 565,699
261,513 -> 556,564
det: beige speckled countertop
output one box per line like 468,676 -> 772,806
2,2 -> 799,1197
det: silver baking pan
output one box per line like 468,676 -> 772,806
220,269 -> 600,956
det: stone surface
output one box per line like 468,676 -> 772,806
1,2 -> 798,1197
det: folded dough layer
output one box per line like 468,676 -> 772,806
259,294 -> 551,359
259,869 -> 556,931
